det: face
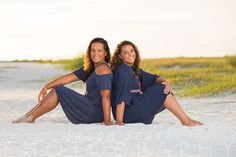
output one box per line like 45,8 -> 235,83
119,44 -> 136,66
90,42 -> 107,64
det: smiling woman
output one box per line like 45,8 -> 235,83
111,40 -> 203,126
12,37 -> 113,125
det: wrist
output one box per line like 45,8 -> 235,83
162,81 -> 170,85
104,117 -> 111,122
162,81 -> 167,84
116,119 -> 123,123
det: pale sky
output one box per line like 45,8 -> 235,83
0,0 -> 236,61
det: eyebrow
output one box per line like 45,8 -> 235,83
121,49 -> 134,52
91,48 -> 104,51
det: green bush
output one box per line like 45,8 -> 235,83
227,55 -> 236,68
64,55 -> 84,70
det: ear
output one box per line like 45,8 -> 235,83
118,54 -> 122,59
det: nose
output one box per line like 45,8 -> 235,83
92,50 -> 99,56
128,52 -> 134,57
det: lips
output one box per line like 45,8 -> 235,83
93,56 -> 100,59
128,57 -> 135,61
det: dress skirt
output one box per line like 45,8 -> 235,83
55,85 -> 103,124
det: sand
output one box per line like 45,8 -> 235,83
0,62 -> 235,157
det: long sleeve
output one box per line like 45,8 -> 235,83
140,69 -> 159,92
111,64 -> 133,107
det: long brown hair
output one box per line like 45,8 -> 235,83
83,37 -> 110,76
110,40 -> 141,76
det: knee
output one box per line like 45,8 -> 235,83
153,84 -> 174,96
151,84 -> 165,93
54,85 -> 65,93
49,88 -> 57,96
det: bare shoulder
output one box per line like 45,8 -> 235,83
95,63 -> 112,75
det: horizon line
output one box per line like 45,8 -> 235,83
1,55 -> 235,62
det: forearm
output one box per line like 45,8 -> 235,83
44,73 -> 78,89
100,90 -> 112,124
116,102 -> 125,122
155,76 -> 169,84
102,98 -> 111,122
155,76 -> 173,94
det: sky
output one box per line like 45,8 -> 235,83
0,0 -> 236,61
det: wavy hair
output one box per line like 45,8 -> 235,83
83,37 -> 110,76
110,40 -> 141,76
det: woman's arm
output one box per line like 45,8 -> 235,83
100,89 -> 112,125
38,73 -> 79,103
116,102 -> 125,125
113,64 -> 133,125
95,63 -> 113,125
154,76 -> 167,84
43,73 -> 78,89
154,76 -> 172,94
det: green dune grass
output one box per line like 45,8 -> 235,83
141,57 -> 236,97
33,55 -> 84,70
37,56 -> 236,97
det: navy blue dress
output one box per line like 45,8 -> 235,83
55,67 -> 113,124
112,63 -> 171,124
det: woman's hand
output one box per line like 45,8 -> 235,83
116,102 -> 125,126
36,73 -> 78,105
115,121 -> 125,126
38,86 -> 48,104
103,121 -> 113,126
155,77 -> 172,94
162,81 -> 172,94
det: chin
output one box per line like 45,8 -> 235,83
129,61 -> 135,64
126,62 -> 134,65
94,60 -> 104,64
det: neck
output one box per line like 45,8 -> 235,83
94,60 -> 106,67
122,61 -> 133,67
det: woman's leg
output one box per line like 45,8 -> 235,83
12,88 -> 59,123
163,94 -> 203,126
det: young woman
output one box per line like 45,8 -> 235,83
111,40 -> 203,126
13,37 -> 113,125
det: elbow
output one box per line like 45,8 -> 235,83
102,95 -> 111,101
101,90 -> 111,101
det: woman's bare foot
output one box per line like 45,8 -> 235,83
12,115 -> 35,123
182,118 -> 204,127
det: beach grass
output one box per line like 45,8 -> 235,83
227,55 -> 236,68
16,56 -> 85,70
15,56 -> 236,97
57,56 -> 236,97
141,57 -> 236,97
60,55 -> 84,70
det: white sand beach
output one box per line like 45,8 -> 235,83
0,62 -> 235,157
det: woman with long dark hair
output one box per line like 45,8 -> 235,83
111,40 -> 203,126
13,37 -> 113,125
